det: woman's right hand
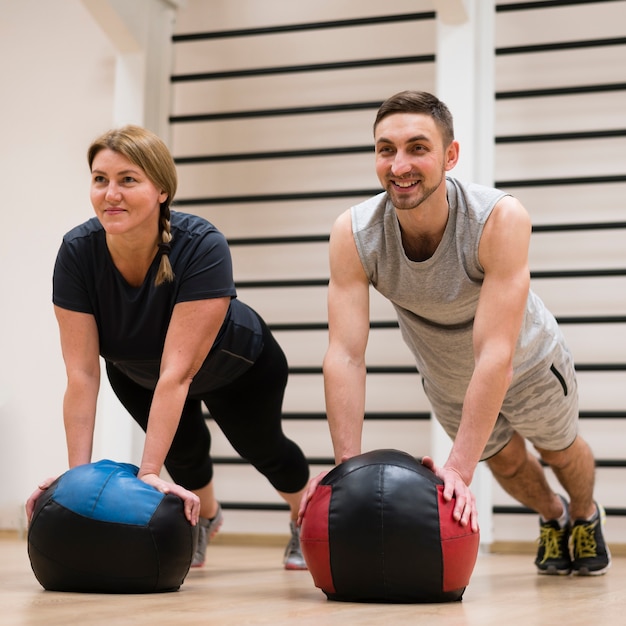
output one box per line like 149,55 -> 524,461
138,472 -> 201,526
25,477 -> 58,524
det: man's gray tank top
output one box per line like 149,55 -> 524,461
351,176 -> 564,402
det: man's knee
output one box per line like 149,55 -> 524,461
535,435 -> 589,470
486,432 -> 531,479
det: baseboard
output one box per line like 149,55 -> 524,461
4,528 -> 625,557
0,530 -> 20,540
211,532 -> 289,547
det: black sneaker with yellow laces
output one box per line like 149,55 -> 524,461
571,503 -> 611,576
535,519 -> 572,575
535,496 -> 571,575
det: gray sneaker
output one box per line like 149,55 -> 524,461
191,504 -> 223,568
283,520 -> 307,570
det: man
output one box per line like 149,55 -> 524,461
300,90 -> 610,576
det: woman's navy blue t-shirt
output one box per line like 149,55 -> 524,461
53,211 -> 263,394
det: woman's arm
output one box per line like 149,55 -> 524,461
136,296 -> 230,522
26,307 -> 101,524
54,306 -> 101,467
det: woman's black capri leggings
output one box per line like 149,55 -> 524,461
105,319 -> 309,494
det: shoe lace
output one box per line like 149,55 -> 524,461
571,520 -> 598,559
538,525 -> 567,563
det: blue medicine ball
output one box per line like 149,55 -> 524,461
27,460 -> 198,593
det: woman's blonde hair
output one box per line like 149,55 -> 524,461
88,125 -> 178,286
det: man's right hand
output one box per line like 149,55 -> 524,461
297,470 -> 330,525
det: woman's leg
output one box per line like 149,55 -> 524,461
201,323 -> 309,569
202,323 -> 310,516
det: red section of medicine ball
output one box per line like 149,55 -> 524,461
300,484 -> 335,594
437,485 -> 480,592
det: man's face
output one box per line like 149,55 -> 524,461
374,113 -> 455,211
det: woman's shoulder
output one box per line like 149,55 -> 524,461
62,217 -> 104,247
63,217 -> 103,241
170,210 -> 222,236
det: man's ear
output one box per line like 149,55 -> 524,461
445,140 -> 460,171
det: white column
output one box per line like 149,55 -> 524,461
80,0 -> 182,465
432,0 -> 496,547
81,0 -> 181,135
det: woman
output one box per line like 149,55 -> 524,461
26,125 -> 309,570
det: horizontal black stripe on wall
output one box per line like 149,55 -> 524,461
169,84 -> 626,123
496,82 -> 626,99
173,189 -> 381,205
171,55 -> 434,82
234,269 -> 626,289
530,268 -> 626,279
494,504 -> 626,516
531,222 -> 626,233
280,411 -> 431,421
174,145 -> 373,164
227,222 -> 626,247
210,456 -> 626,469
266,316 -> 626,332
497,36 -> 626,55
170,101 -> 385,123
174,177 -> 624,206
497,129 -> 626,144
172,11 -> 436,42
496,174 -> 626,187
172,131 -> 624,164
205,410 -> 626,421
223,222 -> 626,247
268,315 -> 626,332
212,502 -> 626,516
579,411 -> 626,419
496,0 -> 624,12
285,363 -> 626,375
229,234 -> 329,246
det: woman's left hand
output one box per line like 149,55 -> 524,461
139,472 -> 200,526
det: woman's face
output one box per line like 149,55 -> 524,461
90,148 -> 167,239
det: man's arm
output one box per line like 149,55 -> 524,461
323,209 -> 372,464
431,195 -> 532,529
298,209 -> 371,522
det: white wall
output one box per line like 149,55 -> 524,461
0,0 -> 118,530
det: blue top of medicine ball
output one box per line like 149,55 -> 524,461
51,460 -> 166,525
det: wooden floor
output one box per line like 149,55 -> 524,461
2,537 -> 624,626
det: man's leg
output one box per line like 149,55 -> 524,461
486,431 -> 565,520
539,436 -> 610,575
487,432 -> 571,574
487,431 -> 609,575
536,435 -> 595,520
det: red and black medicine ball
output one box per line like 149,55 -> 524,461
300,449 -> 480,603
